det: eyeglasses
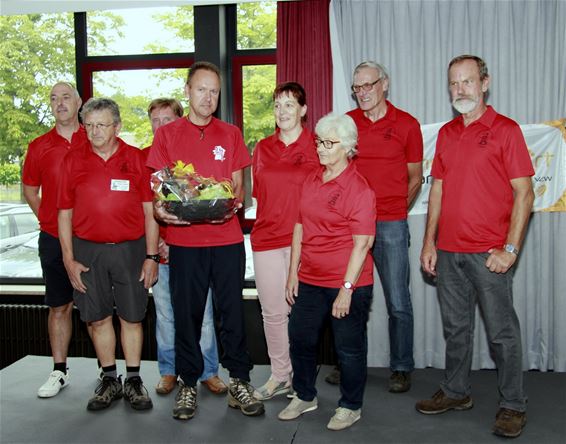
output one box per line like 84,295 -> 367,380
84,122 -> 115,131
351,78 -> 381,93
315,137 -> 341,150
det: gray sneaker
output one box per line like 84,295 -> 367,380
87,376 -> 123,411
228,378 -> 265,416
278,396 -> 318,420
173,383 -> 197,420
253,377 -> 291,400
325,366 -> 340,385
124,376 -> 153,410
327,407 -> 361,430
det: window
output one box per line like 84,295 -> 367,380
87,6 -> 195,56
236,2 -> 277,50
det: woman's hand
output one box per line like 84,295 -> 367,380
332,288 -> 352,319
285,273 -> 299,306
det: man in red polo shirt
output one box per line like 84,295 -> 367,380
341,61 -> 423,393
58,98 -> 158,412
147,61 -> 264,421
416,55 -> 534,438
22,81 -> 87,398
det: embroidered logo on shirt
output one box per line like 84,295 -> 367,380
477,131 -> 490,146
212,145 -> 226,161
328,191 -> 341,208
384,127 -> 394,141
291,152 -> 306,166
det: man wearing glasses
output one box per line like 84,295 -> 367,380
336,61 -> 423,393
58,98 -> 158,412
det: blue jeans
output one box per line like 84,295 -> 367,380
436,251 -> 527,411
289,282 -> 373,410
152,263 -> 219,380
372,219 -> 414,372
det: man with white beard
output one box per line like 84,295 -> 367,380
416,55 -> 534,439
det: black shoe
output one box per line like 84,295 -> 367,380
173,382 -> 197,420
389,371 -> 411,393
228,378 -> 265,416
325,366 -> 341,385
124,376 -> 153,410
87,376 -> 123,411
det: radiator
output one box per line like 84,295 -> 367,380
0,303 -> 157,369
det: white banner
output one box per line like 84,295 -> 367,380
410,119 -> 566,215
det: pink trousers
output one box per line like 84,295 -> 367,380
253,247 -> 292,382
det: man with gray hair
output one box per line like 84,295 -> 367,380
58,97 -> 159,411
22,81 -> 87,398
417,55 -> 533,438
334,61 -> 423,393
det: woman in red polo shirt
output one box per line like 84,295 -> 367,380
278,113 -> 376,431
251,82 -> 319,400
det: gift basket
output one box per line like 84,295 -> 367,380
151,161 -> 238,223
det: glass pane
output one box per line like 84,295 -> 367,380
0,12 -> 75,280
241,64 -> 276,220
87,6 -> 194,56
92,68 -> 188,148
237,1 -> 277,50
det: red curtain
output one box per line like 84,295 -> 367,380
276,0 -> 332,132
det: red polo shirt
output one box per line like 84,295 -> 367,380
146,117 -> 251,247
347,101 -> 423,221
58,138 -> 152,243
431,106 -> 535,253
298,163 -> 376,288
22,126 -> 88,238
251,127 -> 319,251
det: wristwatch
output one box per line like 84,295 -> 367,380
145,254 -> 160,263
504,244 -> 519,255
342,281 -> 356,291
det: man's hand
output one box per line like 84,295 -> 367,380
140,259 -> 159,289
63,259 -> 89,293
158,239 -> 169,264
331,288 -> 352,319
420,243 -> 438,276
153,200 -> 190,225
486,248 -> 516,274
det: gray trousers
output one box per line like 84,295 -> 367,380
436,250 -> 527,412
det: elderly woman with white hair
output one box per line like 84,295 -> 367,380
278,113 -> 376,431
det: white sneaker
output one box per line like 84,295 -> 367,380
327,407 -> 361,431
253,377 -> 291,400
278,396 -> 318,420
37,370 -> 70,398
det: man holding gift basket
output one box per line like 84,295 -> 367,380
147,61 -> 264,421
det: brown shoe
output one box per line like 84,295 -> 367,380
389,371 -> 411,393
201,375 -> 228,395
416,389 -> 473,414
492,408 -> 526,438
156,375 -> 177,395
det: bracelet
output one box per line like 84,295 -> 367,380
145,254 -> 160,263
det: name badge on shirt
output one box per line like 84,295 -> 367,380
110,179 -> 130,192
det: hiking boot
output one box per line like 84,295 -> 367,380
228,378 -> 265,416
124,376 -> 153,410
492,408 -> 527,438
253,377 -> 291,400
278,396 -> 318,420
416,389 -> 473,415
172,383 -> 197,420
327,407 -> 361,431
389,371 -> 411,393
325,366 -> 340,385
87,376 -> 123,411
37,370 -> 70,398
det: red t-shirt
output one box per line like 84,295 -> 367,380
298,163 -> 376,288
431,106 -> 535,252
58,138 -> 153,243
251,127 -> 319,251
22,126 -> 88,237
347,101 -> 423,221
146,117 -> 251,247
